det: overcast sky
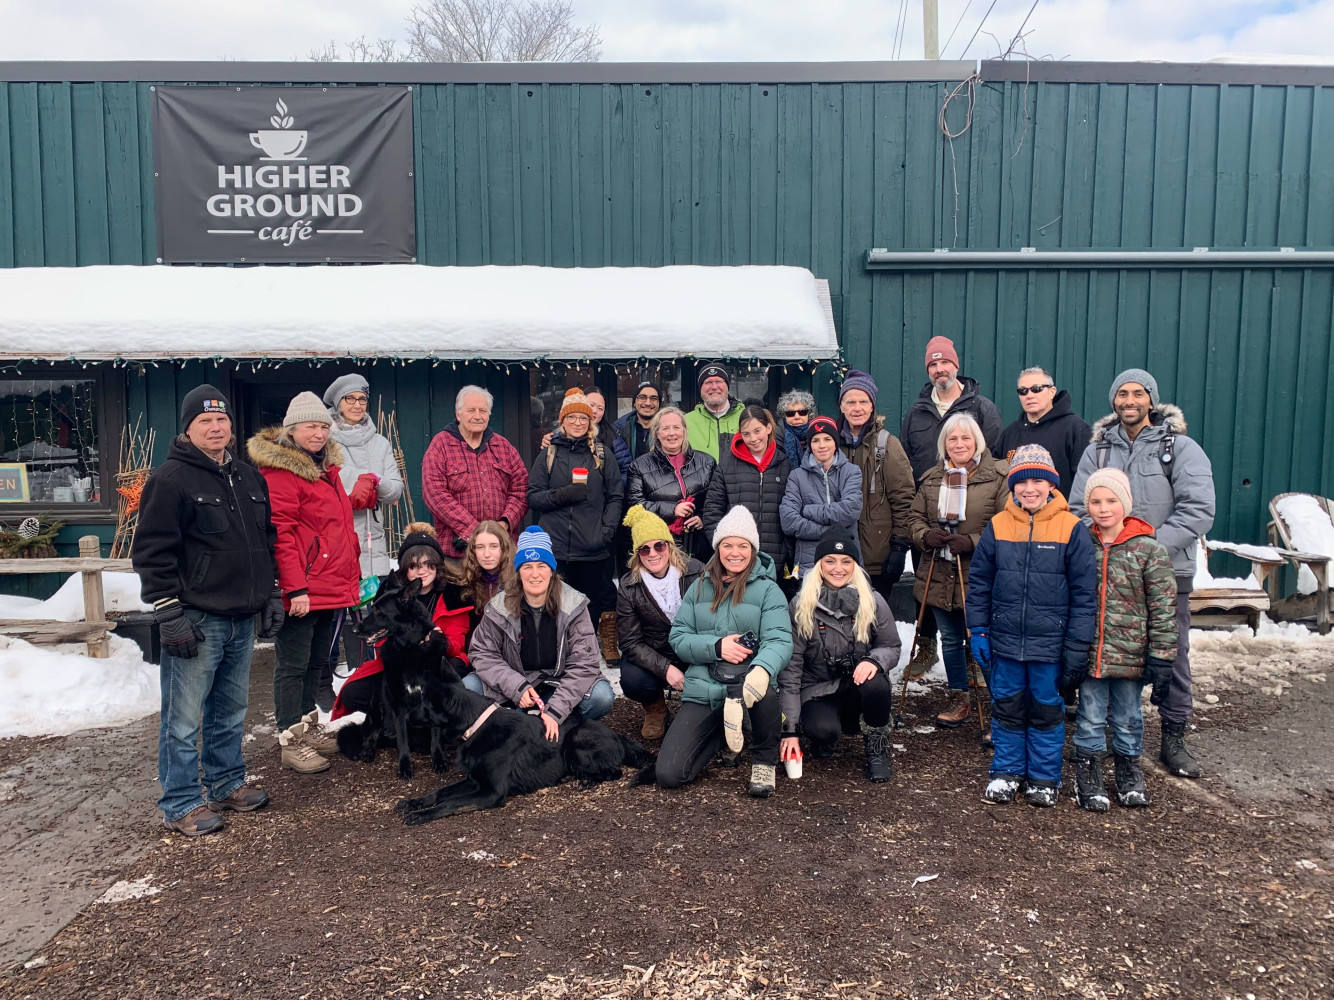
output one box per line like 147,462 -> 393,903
0,0 -> 1332,63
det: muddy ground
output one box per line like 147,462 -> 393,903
0,644 -> 1331,999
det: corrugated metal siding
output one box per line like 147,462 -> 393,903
2,76 -> 1332,546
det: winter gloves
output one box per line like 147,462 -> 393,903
921,526 -> 951,550
551,482 -> 590,506
1060,640 -> 1092,700
256,587 -> 286,639
348,473 -> 380,510
968,628 -> 993,677
742,665 -> 770,708
1144,656 -> 1174,706
945,534 -> 974,556
881,540 -> 909,588
156,600 -> 204,659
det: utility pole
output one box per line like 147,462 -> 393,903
923,0 -> 939,59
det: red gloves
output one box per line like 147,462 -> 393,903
349,473 -> 380,510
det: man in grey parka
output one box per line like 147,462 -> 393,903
1069,368 -> 1215,779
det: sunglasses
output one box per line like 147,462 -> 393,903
637,541 -> 669,557
1016,384 -> 1053,396
784,408 -> 810,417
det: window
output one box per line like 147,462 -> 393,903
613,363 -> 683,420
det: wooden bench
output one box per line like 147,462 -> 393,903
1189,537 -> 1283,632
1267,492 -> 1333,635
0,535 -> 133,657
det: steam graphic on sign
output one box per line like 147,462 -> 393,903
249,99 -> 308,161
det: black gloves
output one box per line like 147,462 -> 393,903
256,588 -> 286,639
155,600 -> 204,660
452,535 -> 469,553
881,541 -> 909,588
1144,656 -> 1174,706
945,533 -> 974,556
921,527 -> 951,550
1059,640 -> 1091,701
552,482 -> 590,505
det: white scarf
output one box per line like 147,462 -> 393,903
643,566 -> 683,621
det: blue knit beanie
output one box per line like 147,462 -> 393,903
514,526 -> 558,573
838,369 -> 879,408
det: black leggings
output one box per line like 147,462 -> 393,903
558,558 -> 615,622
800,674 -> 893,749
654,690 -> 781,788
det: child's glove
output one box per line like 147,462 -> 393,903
968,628 -> 992,676
741,665 -> 769,708
1144,656 -> 1174,706
1059,641 -> 1091,701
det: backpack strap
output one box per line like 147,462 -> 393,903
552,441 -> 604,471
546,443 -> 557,472
869,429 -> 889,494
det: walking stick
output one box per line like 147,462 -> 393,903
899,550 -> 938,724
956,557 -> 991,743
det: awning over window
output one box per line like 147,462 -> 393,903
0,264 -> 840,363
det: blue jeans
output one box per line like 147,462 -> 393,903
157,610 -> 255,822
1074,676 -> 1145,756
462,672 -> 615,721
932,606 -> 970,691
619,656 -> 668,706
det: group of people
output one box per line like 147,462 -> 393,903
132,336 -> 1215,836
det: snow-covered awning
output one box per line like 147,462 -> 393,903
0,264 -> 840,364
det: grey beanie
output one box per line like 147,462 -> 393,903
284,391 -> 333,428
323,373 -> 371,408
1109,368 -> 1159,409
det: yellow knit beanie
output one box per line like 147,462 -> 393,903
623,504 -> 672,552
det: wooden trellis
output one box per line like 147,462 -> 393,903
110,419 -> 156,560
376,401 -> 416,554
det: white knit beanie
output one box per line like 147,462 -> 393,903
284,391 -> 333,428
1084,467 -> 1134,515
711,504 -> 761,552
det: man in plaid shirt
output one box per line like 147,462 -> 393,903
421,386 -> 529,553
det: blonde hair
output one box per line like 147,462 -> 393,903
649,406 -> 688,449
625,538 -> 691,584
935,412 -> 985,465
791,558 -> 877,644
555,416 -> 605,468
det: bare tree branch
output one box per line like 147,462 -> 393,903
404,0 -> 601,62
309,35 -> 405,62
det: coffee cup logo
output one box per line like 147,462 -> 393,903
249,99 -> 307,161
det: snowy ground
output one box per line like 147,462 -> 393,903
1189,618 -> 1334,704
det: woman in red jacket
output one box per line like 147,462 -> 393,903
332,523 -> 474,723
247,392 -> 361,774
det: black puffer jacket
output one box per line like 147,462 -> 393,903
133,437 -> 278,616
900,376 -> 1004,484
626,446 -> 716,524
995,390 -> 1092,502
527,432 -> 623,562
701,435 -> 793,569
615,557 -> 705,679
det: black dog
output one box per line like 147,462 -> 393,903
336,578 -> 452,780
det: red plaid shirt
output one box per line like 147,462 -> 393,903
421,425 -> 529,552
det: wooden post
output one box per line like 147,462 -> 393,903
79,535 -> 110,658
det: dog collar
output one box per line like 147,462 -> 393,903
462,703 -> 499,741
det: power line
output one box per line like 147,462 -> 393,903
942,0 -> 976,58
957,0 -> 999,59
891,0 -> 910,60
1004,0 -> 1041,56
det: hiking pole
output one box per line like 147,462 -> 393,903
899,549 -> 937,725
957,557 -> 991,743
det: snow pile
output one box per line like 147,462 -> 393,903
1192,549 -> 1259,591
1206,540 -> 1283,562
0,572 -> 150,622
95,877 -> 162,904
0,634 -> 156,738
0,264 -> 839,362
1274,495 -> 1334,594
1188,617 -> 1334,701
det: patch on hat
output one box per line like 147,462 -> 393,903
929,352 -> 944,360
523,549 -> 540,562
202,399 -> 228,413
834,542 -> 845,551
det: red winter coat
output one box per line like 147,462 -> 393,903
421,423 -> 529,553
247,427 -> 361,611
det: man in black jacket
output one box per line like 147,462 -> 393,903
996,366 -> 1092,501
133,385 -> 284,837
900,336 -> 1004,485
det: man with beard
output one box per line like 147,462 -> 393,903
1070,369 -> 1215,779
612,380 -> 662,488
685,364 -> 744,461
900,336 -> 1003,485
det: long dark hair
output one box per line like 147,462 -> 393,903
705,544 -> 756,613
503,568 -> 564,618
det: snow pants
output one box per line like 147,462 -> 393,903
989,655 -> 1064,786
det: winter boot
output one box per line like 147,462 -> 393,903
904,641 -> 936,680
299,710 -> 340,755
983,774 -> 1022,804
1024,780 -> 1059,808
1072,748 -> 1110,812
861,720 -> 894,783
598,612 -> 621,665
1114,753 -> 1151,807
722,695 -> 745,753
163,804 -> 225,837
748,763 -> 776,798
641,698 -> 667,740
1159,720 -> 1202,778
935,691 -> 972,728
280,723 -> 331,774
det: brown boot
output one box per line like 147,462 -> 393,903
280,723 -> 331,774
209,785 -> 270,813
935,692 -> 972,728
598,612 -> 621,664
163,804 -> 225,837
641,698 -> 667,740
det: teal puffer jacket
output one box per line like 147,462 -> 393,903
668,551 -> 795,710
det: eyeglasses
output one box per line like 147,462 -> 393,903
784,408 -> 810,417
637,541 -> 669,557
1016,384 -> 1053,396
343,395 -> 370,405
635,393 -> 660,402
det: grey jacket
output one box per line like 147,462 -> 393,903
779,448 -> 864,572
780,588 -> 900,735
1069,403 -> 1215,580
328,414 -> 405,577
467,584 -> 603,723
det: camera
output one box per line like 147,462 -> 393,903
825,652 -> 857,677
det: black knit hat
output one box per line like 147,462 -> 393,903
398,529 -> 445,565
697,364 -> 731,392
180,384 -> 232,432
814,524 -> 860,564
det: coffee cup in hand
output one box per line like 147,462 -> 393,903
571,467 -> 589,485
782,743 -> 803,779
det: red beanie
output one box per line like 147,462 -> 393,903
925,336 -> 959,369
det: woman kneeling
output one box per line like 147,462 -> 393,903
657,506 -> 793,797
465,526 -> 615,739
781,525 -> 900,783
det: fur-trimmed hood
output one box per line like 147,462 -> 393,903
1089,403 -> 1187,443
246,425 -> 346,480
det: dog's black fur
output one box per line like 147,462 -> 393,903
355,583 -> 654,825
336,578 -> 453,780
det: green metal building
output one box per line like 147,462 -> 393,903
0,58 -> 1331,586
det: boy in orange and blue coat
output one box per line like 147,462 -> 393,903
965,444 -> 1098,807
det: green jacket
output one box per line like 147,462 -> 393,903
685,400 -> 744,462
668,551 -> 795,710
1091,518 -> 1179,679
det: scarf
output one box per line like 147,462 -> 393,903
937,456 -> 979,524
818,583 -> 861,620
642,565 -> 683,621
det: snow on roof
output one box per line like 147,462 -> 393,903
0,264 -> 840,363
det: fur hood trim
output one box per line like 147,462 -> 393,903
246,425 -> 346,479
1090,403 -> 1187,443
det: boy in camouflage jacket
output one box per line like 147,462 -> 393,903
1069,468 -> 1178,810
